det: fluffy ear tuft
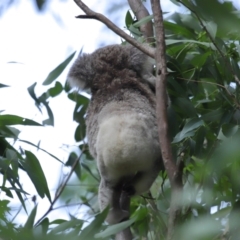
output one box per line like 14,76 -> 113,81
67,53 -> 95,90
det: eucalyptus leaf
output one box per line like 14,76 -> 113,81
43,51 -> 76,85
0,114 -> 42,126
23,151 -> 51,202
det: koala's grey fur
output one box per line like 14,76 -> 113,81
68,44 -> 163,224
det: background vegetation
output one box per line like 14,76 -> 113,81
1,0 -> 240,239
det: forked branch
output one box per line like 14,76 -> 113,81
128,0 -> 154,44
74,0 -> 155,58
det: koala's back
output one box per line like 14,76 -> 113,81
86,65 -> 160,184
68,44 -> 161,186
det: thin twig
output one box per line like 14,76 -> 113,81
52,193 -> 97,214
73,0 -> 155,58
178,0 -> 240,85
151,0 -> 183,239
178,77 -> 240,107
127,0 -> 154,45
34,151 -> 84,226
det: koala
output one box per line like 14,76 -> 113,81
68,44 -> 163,224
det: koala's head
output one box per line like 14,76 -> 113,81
67,44 -> 155,92
67,53 -> 95,90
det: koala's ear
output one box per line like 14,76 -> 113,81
67,53 -> 95,90
67,74 -> 87,91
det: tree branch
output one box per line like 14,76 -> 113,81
150,0 -> 183,239
73,0 -> 155,58
127,0 -> 154,44
34,151 -> 84,226
150,0 -> 181,197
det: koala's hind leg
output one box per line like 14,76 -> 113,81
98,179 -> 129,224
123,162 -> 161,196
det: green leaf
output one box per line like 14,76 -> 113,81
0,114 -> 42,126
194,126 -> 206,157
23,151 -> 51,202
205,21 -> 217,39
128,24 -> 142,36
132,15 -> 153,28
201,109 -> 223,122
35,0 -> 46,11
50,219 -> 83,234
74,124 -> 86,142
0,83 -> 9,88
189,0 -> 240,38
81,160 -> 99,182
221,124 -> 238,138
47,81 -> 63,98
65,152 -> 81,181
24,205 -> 38,228
8,177 -> 28,212
125,10 -> 133,28
50,219 -> 68,225
179,13 -> 201,32
165,39 -> 215,49
43,51 -> 76,85
131,205 -> 148,221
164,21 -> 195,38
169,0 -> 181,6
0,186 -> 13,198
174,98 -> 197,117
182,118 -> 204,135
68,92 -> 90,104
168,78 -> 187,98
95,217 -> 136,238
182,68 -> 195,80
173,118 -> 204,143
41,101 -> 54,126
79,207 -> 108,239
27,82 -> 41,108
191,52 -> 210,68
0,126 -> 20,138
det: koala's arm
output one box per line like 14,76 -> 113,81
126,44 -> 156,88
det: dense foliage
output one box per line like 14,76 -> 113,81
1,0 -> 240,239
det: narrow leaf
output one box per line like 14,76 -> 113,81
24,205 -> 38,228
79,208 -> 108,239
132,15 -> 153,28
0,83 -> 9,88
125,10 -> 133,28
166,39 -> 215,49
50,219 -> 83,234
173,118 -> 204,143
41,101 -> 54,126
65,152 -> 81,181
23,151 -> 51,202
0,114 -> 42,126
95,217 -> 136,238
43,51 -> 76,85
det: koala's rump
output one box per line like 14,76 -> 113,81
96,112 -> 160,181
